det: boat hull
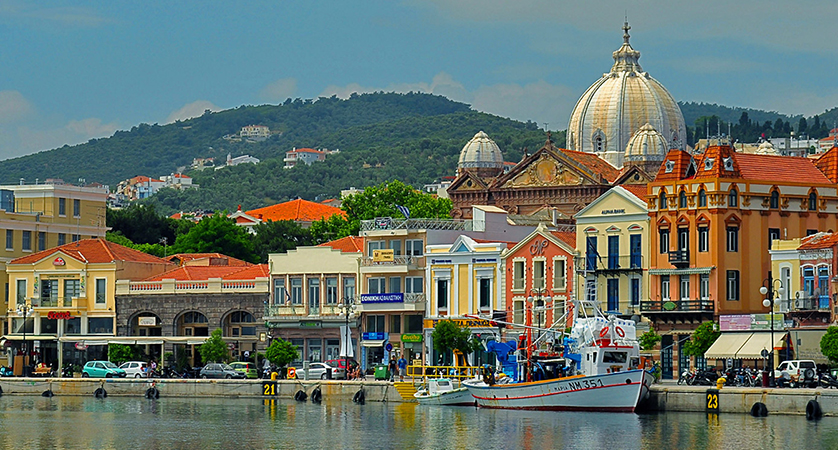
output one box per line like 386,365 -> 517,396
464,370 -> 654,412
415,387 -> 475,406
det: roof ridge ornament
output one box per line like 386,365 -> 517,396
623,20 -> 631,45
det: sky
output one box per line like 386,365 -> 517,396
0,0 -> 837,161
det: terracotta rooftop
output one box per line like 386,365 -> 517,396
245,199 -> 346,223
560,148 -> 621,183
549,230 -> 577,248
620,184 -> 649,202
733,153 -> 831,184
143,264 -> 268,281
318,236 -> 364,253
10,238 -> 170,265
165,253 -> 252,267
798,232 -> 838,250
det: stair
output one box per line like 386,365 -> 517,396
393,382 -> 417,400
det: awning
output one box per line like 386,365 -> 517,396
649,267 -> 714,275
0,335 -> 58,341
58,336 -> 207,345
704,333 -> 752,359
361,340 -> 385,348
735,332 -> 787,359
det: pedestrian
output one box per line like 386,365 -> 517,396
388,357 -> 397,382
397,354 -> 407,382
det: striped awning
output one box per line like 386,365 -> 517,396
704,333 -> 751,359
735,333 -> 787,359
649,267 -> 714,275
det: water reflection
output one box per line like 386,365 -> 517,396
0,396 -> 836,449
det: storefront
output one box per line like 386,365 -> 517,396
361,332 -> 387,371
423,317 -> 502,366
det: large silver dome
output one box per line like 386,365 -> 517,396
458,131 -> 504,170
566,22 -> 686,169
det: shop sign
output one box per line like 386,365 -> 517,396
720,314 -> 785,331
362,332 -> 385,340
74,342 -> 88,350
138,317 -> 156,326
47,311 -> 73,320
400,333 -> 423,343
361,293 -> 403,304
373,249 -> 394,262
423,318 -> 496,329
601,209 -> 626,215
53,257 -> 66,266
300,321 -> 322,329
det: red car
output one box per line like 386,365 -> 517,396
326,359 -> 359,379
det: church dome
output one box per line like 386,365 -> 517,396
566,22 -> 686,169
625,123 -> 668,162
458,131 -> 504,174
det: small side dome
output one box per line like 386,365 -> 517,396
755,140 -> 779,156
625,123 -> 668,163
458,131 -> 504,175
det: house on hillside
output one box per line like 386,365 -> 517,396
283,147 -> 339,169
228,198 -> 346,232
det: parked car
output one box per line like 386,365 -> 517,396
199,363 -> 246,379
304,362 -> 345,380
774,360 -> 817,386
325,359 -> 358,379
82,361 -> 127,378
229,362 -> 258,379
119,361 -> 149,378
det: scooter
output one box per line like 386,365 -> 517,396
818,372 -> 838,389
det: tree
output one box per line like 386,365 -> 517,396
108,344 -> 140,365
798,117 -> 808,134
431,320 -> 481,365
340,180 -> 453,231
820,326 -> 838,364
172,213 -> 258,263
682,321 -> 720,357
265,337 -> 299,367
639,330 -> 662,352
198,329 -> 229,363
251,219 -> 314,262
309,213 -> 358,242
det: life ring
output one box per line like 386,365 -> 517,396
353,389 -> 365,404
94,387 -> 107,399
599,327 -> 609,338
145,387 -> 160,399
806,400 -> 822,420
615,327 -> 625,338
287,367 -> 296,380
311,387 -> 322,404
294,390 -> 307,402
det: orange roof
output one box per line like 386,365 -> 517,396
815,147 -> 838,182
288,148 -> 324,154
245,199 -> 346,222
733,153 -> 830,184
655,149 -> 694,181
131,176 -> 163,184
318,236 -> 364,253
549,231 -> 576,248
798,233 -> 838,250
165,253 -> 252,267
620,184 -> 648,202
560,148 -> 621,183
223,264 -> 269,279
170,212 -> 183,219
173,173 -> 191,179
10,238 -> 170,265
144,264 -> 267,281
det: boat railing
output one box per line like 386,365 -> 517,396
406,364 -> 482,383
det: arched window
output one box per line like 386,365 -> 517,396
679,191 -> 687,208
659,191 -> 667,210
698,189 -> 707,208
595,136 -> 603,152
809,192 -> 818,211
770,190 -> 779,209
729,189 -> 738,207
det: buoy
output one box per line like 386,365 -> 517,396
353,389 -> 365,405
750,402 -> 768,417
41,390 -> 54,397
145,387 -> 160,399
294,390 -> 307,402
615,326 -> 625,338
806,400 -> 822,420
599,327 -> 609,338
94,387 -> 108,399
311,387 -> 322,404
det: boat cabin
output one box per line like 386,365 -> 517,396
579,344 -> 641,376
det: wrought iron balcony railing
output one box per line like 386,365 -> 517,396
640,298 -> 714,313
575,255 -> 643,273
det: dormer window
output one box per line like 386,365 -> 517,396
729,189 -> 738,207
723,157 -> 733,171
665,160 -> 674,173
769,190 -> 779,209
809,192 -> 818,211
704,158 -> 714,170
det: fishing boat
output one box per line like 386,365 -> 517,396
414,378 -> 474,406
463,300 -> 655,412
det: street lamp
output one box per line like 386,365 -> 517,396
338,296 -> 356,379
13,302 -> 34,375
760,277 -> 784,387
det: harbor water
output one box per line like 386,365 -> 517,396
0,396 -> 835,449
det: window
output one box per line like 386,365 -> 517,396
273,278 -> 286,305
40,279 -> 58,306
661,275 -> 671,301
38,232 -> 46,251
73,199 -> 80,217
807,229 -> 819,236
699,274 -> 709,300
679,275 -> 690,300
513,299 -> 524,323
72,234 -> 80,242
819,267 -> 829,306
479,278 -> 491,309
678,229 -> 689,252
803,267 -> 815,296
406,239 -> 423,256
698,189 -> 707,207
64,279 -> 80,306
698,227 -> 709,252
58,233 -> 66,246
5,230 -> 12,250
769,190 -> 779,209
22,231 -> 31,251
343,277 -> 355,301
586,236 -> 598,271
16,279 -> 26,305
607,235 -> 619,269
290,278 -> 303,304
553,259 -> 566,290
729,189 -> 738,207
389,239 -> 402,256
629,234 -> 641,268
607,279 -> 619,311
405,276 -> 423,294
95,278 -> 107,305
726,270 -> 740,301
768,228 -> 780,250
679,191 -> 687,208
630,278 -> 640,307
513,261 -> 525,290
367,277 -> 385,294
809,192 -> 818,211
659,229 -> 670,254
58,198 -> 66,216
367,240 -> 384,257
726,227 -> 739,252
366,315 -> 386,333
533,260 -> 545,289
325,277 -> 338,305
406,315 -> 423,333
437,279 -> 449,309
88,317 -> 113,334
390,315 -> 401,334
659,192 -> 667,210
388,276 -> 401,293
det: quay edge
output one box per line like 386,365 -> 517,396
647,384 -> 838,415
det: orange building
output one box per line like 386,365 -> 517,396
646,143 -> 838,377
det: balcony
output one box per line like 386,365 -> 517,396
116,278 -> 269,295
361,255 -> 424,274
668,250 -> 689,267
640,298 -> 714,313
33,297 -> 75,308
575,255 -> 643,274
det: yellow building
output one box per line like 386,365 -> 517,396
3,239 -> 171,371
573,185 -> 650,319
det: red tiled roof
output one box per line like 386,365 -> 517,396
798,233 -> 838,250
734,153 -> 830,184
655,149 -> 694,181
144,265 -> 266,281
222,264 -> 269,279
549,231 -> 576,248
288,148 -> 324,154
245,199 -> 346,223
620,184 -> 648,202
560,148 -> 621,183
318,236 -> 364,253
815,147 -> 838,183
165,253 -> 252,267
170,212 -> 183,219
10,239 -> 170,265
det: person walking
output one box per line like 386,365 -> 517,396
388,357 -> 397,383
397,354 -> 408,382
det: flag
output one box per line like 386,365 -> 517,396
285,288 -> 291,304
395,204 -> 410,219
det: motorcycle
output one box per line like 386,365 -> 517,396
693,369 -> 719,386
0,366 -> 13,377
678,369 -> 696,385
818,372 -> 838,389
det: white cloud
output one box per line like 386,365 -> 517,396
0,90 -> 35,123
65,118 -> 119,138
0,2 -> 111,28
165,100 -> 222,124
259,78 -> 298,102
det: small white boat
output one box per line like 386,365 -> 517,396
414,378 -> 474,406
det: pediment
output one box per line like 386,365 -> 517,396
500,152 -> 595,188
614,165 -> 653,185
448,172 -> 489,192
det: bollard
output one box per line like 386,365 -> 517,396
270,371 -> 277,381
716,377 -> 725,390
